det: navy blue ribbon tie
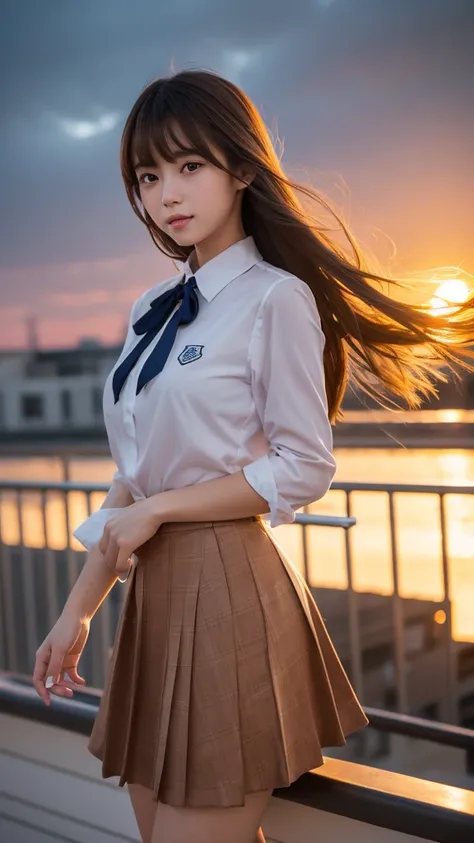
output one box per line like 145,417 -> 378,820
112,275 -> 199,403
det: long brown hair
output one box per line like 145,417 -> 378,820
120,69 -> 474,422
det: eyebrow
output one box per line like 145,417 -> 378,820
133,149 -> 203,170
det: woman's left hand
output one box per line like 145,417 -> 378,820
98,498 -> 163,579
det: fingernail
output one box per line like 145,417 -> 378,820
45,676 -> 54,688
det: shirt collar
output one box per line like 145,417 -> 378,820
179,236 -> 262,302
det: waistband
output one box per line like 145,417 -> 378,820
158,515 -> 262,534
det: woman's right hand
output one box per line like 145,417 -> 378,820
33,610 -> 90,706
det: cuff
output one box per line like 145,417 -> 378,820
242,454 -> 296,528
72,507 -> 124,551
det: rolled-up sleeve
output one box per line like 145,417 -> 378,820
72,470 -> 128,551
242,275 -> 336,527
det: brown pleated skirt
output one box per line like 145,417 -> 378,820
88,515 -> 368,808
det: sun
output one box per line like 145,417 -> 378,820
429,279 -> 469,313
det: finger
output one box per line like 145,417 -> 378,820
48,683 -> 74,699
54,672 -> 76,691
64,666 -> 86,686
45,665 -> 75,698
115,547 -> 131,576
45,648 -> 67,691
33,643 -> 52,704
56,668 -> 85,690
117,561 -> 132,584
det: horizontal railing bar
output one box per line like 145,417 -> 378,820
0,481 -> 356,530
275,764 -> 474,843
1,479 -> 474,496
3,674 -> 474,750
295,513 -> 356,529
0,674 -> 96,736
364,706 -> 474,751
332,481 -> 474,495
0,480 -> 110,493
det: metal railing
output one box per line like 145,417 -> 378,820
0,480 -> 120,687
1,672 -> 474,843
0,478 -> 473,726
5,671 -> 474,752
328,481 -> 474,721
364,705 -> 474,752
0,479 -> 355,689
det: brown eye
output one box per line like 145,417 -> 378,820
138,173 -> 158,184
182,162 -> 202,173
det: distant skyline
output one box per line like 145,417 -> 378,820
1,0 -> 473,349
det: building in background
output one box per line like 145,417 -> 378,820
0,343 -> 121,441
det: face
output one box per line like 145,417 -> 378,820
134,143 -> 249,252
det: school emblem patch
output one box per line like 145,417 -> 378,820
178,344 -> 204,365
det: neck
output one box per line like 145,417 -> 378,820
193,218 -> 246,271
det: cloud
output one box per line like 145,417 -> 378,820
51,110 -> 123,140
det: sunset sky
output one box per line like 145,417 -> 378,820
1,0 -> 473,349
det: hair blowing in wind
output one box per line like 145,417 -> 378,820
120,69 -> 474,422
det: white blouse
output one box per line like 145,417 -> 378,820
73,236 -> 336,551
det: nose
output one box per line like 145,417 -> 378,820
161,175 -> 182,207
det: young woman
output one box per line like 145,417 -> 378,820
33,70 -> 473,843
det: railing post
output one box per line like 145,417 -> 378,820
83,490 -> 113,688
0,491 -> 18,671
301,504 -> 310,583
388,492 -> 408,713
63,487 -> 78,595
18,490 -> 39,672
439,494 -> 457,724
0,492 -> 7,669
41,489 -> 60,628
344,491 -> 364,702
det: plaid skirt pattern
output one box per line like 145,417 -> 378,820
88,515 -> 368,808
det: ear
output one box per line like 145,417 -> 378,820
234,165 -> 255,191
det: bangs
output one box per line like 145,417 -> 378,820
123,83 -> 227,179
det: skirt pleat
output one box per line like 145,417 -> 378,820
153,528 -> 205,804
88,515 -> 368,808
